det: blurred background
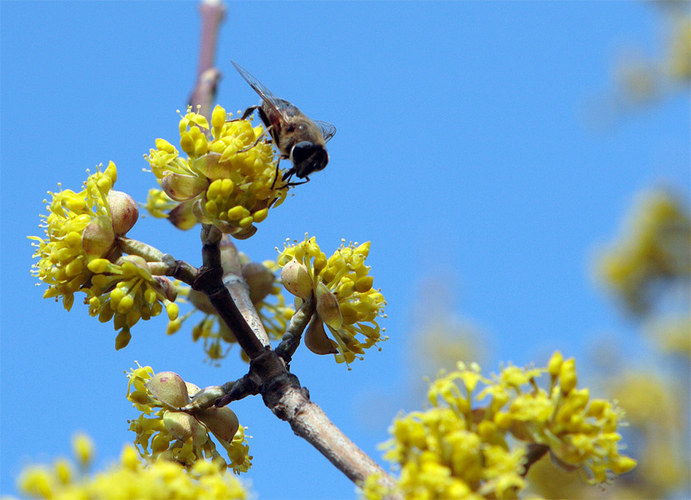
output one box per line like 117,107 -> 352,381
2,1 -> 688,499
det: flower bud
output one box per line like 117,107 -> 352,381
315,282 -> 343,330
304,315 -> 338,355
281,259 -> 313,300
547,351 -> 564,377
107,190 -> 139,235
161,173 -> 207,202
82,218 -> 115,257
169,201 -> 198,230
72,434 -> 94,467
197,406 -> 239,443
115,329 -> 132,350
146,371 -> 190,408
242,262 -> 274,304
559,358 -> 578,394
163,411 -> 206,443
188,289 -> 216,315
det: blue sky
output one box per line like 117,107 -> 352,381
1,2 -> 688,499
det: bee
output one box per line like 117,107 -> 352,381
232,60 -> 336,188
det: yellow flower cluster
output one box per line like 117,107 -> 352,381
14,434 -> 247,500
87,256 -> 179,349
610,371 -> 687,494
145,105 -> 287,238
30,162 -> 122,310
598,190 -> 690,315
126,365 -> 251,473
668,15 -> 691,81
647,314 -> 691,357
30,163 -> 175,349
277,236 -> 386,364
167,254 -> 294,364
366,353 -> 636,499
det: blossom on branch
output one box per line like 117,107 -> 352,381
30,163 -> 176,349
86,256 -> 178,349
145,105 -> 288,238
277,235 -> 386,364
597,190 -> 690,315
30,162 -> 129,310
364,353 -> 636,499
126,365 -> 251,474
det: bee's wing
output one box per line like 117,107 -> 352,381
313,120 -> 337,143
231,60 -> 288,120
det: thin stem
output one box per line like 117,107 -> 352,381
188,0 -> 225,118
275,296 -> 315,364
196,225 -> 266,359
162,254 -> 198,286
117,237 -> 164,262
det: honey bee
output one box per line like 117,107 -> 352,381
232,60 -> 336,187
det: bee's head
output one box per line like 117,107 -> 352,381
291,141 -> 329,178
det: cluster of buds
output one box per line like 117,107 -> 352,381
30,163 -> 178,348
364,352 -> 636,499
278,236 -> 386,364
127,366 -> 251,473
145,105 -> 287,238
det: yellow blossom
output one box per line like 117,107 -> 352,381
29,164 -> 174,349
85,255 -> 177,350
277,235 -> 386,364
72,433 -> 95,467
16,436 -> 247,500
596,190 -> 690,315
125,365 -> 251,473
367,354 -> 636,499
145,105 -> 287,238
29,162 -> 120,311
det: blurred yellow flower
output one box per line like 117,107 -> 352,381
15,435 -> 247,500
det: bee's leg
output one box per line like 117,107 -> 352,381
270,158 -> 283,190
284,176 -> 310,188
241,105 -> 262,120
225,105 -> 261,123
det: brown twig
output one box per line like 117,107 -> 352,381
188,0 -> 226,118
275,295 -> 315,364
218,237 -> 272,347
195,224 -> 266,360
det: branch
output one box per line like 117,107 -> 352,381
251,350 -> 397,491
188,0 -> 225,118
275,295 -> 315,364
195,224 -> 266,360
191,227 -> 395,489
218,237 -> 272,347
